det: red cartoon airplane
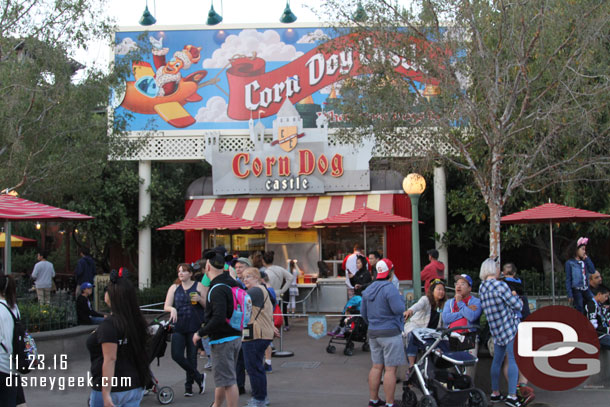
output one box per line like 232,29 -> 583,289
119,61 -> 220,128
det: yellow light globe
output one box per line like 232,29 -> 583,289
402,173 -> 426,195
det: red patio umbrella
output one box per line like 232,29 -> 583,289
0,194 -> 94,274
158,211 -> 265,247
501,202 -> 610,303
308,207 -> 413,254
0,194 -> 94,221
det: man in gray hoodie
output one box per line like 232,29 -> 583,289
361,258 -> 406,407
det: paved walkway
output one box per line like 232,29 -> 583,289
23,318 -> 609,406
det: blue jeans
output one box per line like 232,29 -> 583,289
242,339 -> 272,402
236,347 -> 246,388
171,331 -> 201,388
491,337 -> 518,395
571,288 -> 593,314
89,388 -> 143,407
599,335 -> 610,350
405,332 -> 423,357
90,316 -> 104,324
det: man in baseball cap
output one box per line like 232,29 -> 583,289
361,258 -> 405,407
76,282 -> 105,325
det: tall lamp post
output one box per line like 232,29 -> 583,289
403,174 -> 426,300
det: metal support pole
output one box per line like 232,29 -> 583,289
409,194 -> 422,300
3,221 -> 11,274
433,166 -> 448,278
273,298 -> 294,357
138,160 -> 152,289
549,221 -> 555,305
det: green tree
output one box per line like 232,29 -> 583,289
0,0 -> 137,202
322,0 -> 610,260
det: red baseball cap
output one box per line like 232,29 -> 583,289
376,258 -> 394,279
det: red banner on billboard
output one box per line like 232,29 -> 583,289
226,33 -> 441,120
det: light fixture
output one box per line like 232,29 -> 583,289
403,173 -> 427,301
36,222 -> 41,230
206,1 -> 223,25
280,1 -> 297,24
139,1 -> 156,26
353,1 -> 367,22
59,229 -> 65,235
74,228 -> 79,234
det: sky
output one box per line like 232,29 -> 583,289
83,0 -> 328,69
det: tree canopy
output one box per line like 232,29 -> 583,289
322,0 -> 610,259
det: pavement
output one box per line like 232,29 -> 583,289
23,317 -> 609,407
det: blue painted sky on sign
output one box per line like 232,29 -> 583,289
114,26 -> 347,131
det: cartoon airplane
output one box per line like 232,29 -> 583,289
119,61 -> 220,128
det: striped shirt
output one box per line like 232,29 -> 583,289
479,278 -> 523,346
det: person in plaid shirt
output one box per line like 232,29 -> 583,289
479,258 -> 524,407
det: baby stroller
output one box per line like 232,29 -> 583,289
402,326 -> 487,407
326,295 -> 370,356
145,319 -> 175,405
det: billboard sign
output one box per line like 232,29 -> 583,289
113,25 -> 439,132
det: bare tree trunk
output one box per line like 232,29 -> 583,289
489,203 -> 502,264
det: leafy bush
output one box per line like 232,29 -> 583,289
19,300 -> 76,332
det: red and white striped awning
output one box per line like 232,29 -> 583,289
185,194 -> 396,229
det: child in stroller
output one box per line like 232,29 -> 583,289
402,326 -> 487,407
145,319 -> 176,405
326,295 -> 370,356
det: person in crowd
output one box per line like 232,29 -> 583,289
501,263 -> 535,404
367,251 -> 382,278
252,252 -> 265,271
164,263 -> 206,397
584,285 -> 610,350
442,274 -> 482,380
233,257 -> 250,395
565,236 -> 596,313
479,258 -> 524,407
193,260 -> 213,370
1,274 -> 19,407
286,259 -> 302,318
262,251 -> 293,333
342,243 -> 367,299
404,279 -> 447,371
31,251 -> 55,305
589,271 -> 609,308
241,267 -> 275,407
193,250 -> 242,407
352,254 -> 373,296
361,258 -> 406,407
259,270 -> 277,374
76,282 -> 105,325
421,249 -> 445,294
86,269 -> 151,407
74,249 -> 96,296
501,263 -> 530,320
234,257 -> 251,289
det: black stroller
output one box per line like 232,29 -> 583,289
402,326 -> 487,407
326,296 -> 369,356
145,319 -> 175,405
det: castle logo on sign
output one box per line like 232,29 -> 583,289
204,99 -> 373,196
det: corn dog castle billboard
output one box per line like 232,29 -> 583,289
113,25 -> 440,194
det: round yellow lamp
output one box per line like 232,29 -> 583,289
402,173 -> 426,195
403,173 -> 426,301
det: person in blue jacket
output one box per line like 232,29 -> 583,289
442,274 -> 482,330
565,237 -> 596,313
361,258 -> 405,407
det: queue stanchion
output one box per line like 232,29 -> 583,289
273,298 -> 294,357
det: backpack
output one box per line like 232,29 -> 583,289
208,283 -> 252,331
0,302 -> 38,374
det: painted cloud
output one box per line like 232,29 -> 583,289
195,96 -> 235,122
296,29 -> 329,44
115,37 -> 138,55
203,29 -> 304,68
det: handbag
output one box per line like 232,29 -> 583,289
243,289 -> 267,340
273,304 -> 283,328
